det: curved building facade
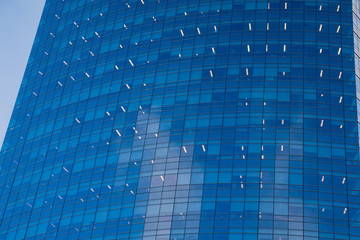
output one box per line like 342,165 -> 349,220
1,0 -> 360,239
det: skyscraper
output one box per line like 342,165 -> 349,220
1,0 -> 360,239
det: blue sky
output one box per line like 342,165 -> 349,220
0,0 -> 46,147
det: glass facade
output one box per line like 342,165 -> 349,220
0,0 -> 360,239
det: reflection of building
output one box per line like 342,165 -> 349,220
1,0 -> 360,239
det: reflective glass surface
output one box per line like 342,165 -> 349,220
0,0 -> 360,239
